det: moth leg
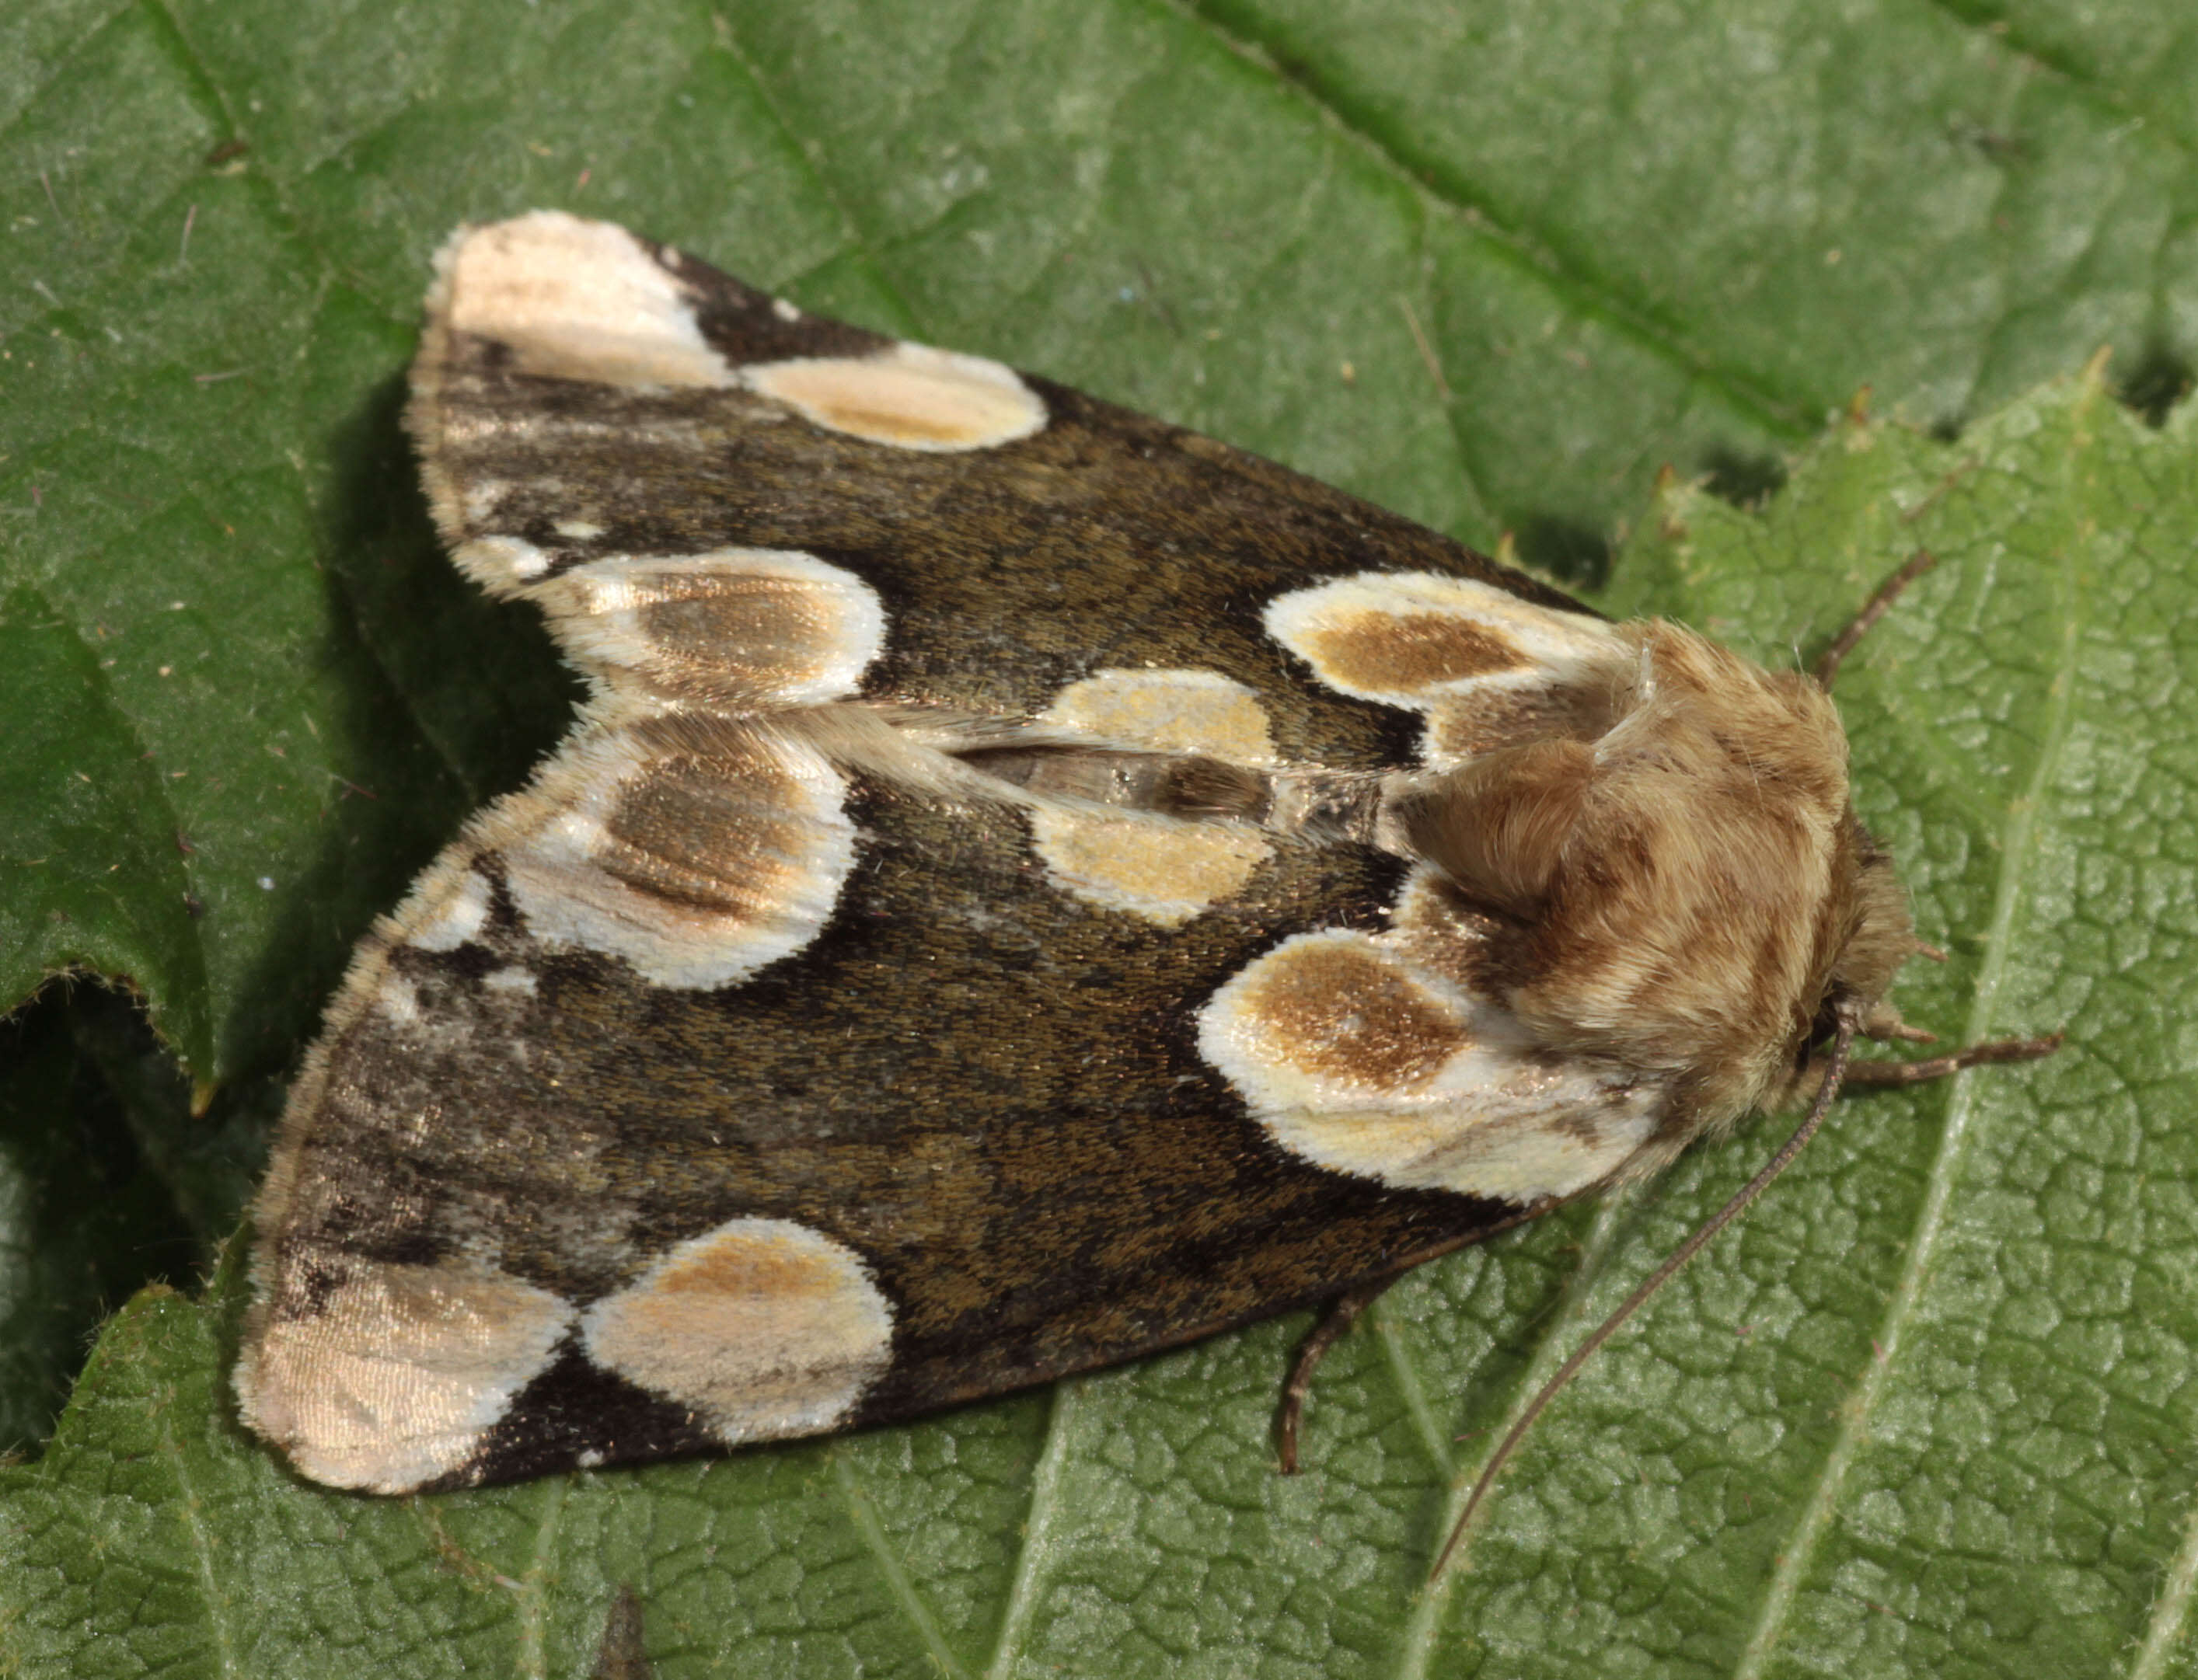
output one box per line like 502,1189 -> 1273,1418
1812,549 -> 1937,688
1278,1277 -> 1399,1475
1844,1032 -> 2063,1086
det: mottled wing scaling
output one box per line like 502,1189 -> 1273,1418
238,213 -> 1921,1495
236,545 -> 893,1489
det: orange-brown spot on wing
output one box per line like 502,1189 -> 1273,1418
1237,940 -> 1470,1089
1302,611 -> 1529,695
635,584 -> 846,695
1265,573 -> 1630,713
600,747 -> 814,916
650,1225 -> 850,1302
1198,929 -> 1672,1200
581,1219 -> 891,1443
498,719 -> 857,989
534,551 -> 886,709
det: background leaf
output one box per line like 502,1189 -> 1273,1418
2,1 -> 2193,1675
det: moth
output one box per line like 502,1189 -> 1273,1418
236,211 -> 2049,1504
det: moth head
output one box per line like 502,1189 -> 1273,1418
1813,815 -> 1922,1044
1387,621 -> 1924,1134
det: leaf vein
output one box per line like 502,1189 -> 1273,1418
1369,1298 -> 1453,1478
1390,1197 -> 1634,1680
985,1383 -> 1082,1680
1731,396 -> 2090,1679
1158,0 -> 1819,441
0,2 -> 139,152
832,1448 -> 972,1680
1907,0 -> 2196,161
2129,1479 -> 2198,1680
703,5 -> 927,340
153,1373 -> 239,1678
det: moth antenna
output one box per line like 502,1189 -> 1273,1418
1812,549 -> 1937,689
1428,1014 -> 1861,1584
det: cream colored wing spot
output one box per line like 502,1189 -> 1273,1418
371,977 -> 424,1030
1198,929 -> 1665,1201
1266,572 -> 1635,767
744,341 -> 1045,451
1201,929 -> 1474,1095
1030,817 -> 1272,929
527,549 -> 887,708
581,1218 -> 892,1443
501,720 -> 857,988
235,1258 -> 574,1494
1044,667 -> 1278,762
431,211 -> 736,389
1030,669 -> 1277,925
460,479 -> 507,525
453,534 -> 553,592
1265,572 -> 1622,702
404,865 -> 493,953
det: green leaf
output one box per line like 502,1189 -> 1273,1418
8,374 -> 2194,1678
2,0 -> 2194,1675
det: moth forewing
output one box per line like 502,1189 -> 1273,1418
236,211 -> 2044,1507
